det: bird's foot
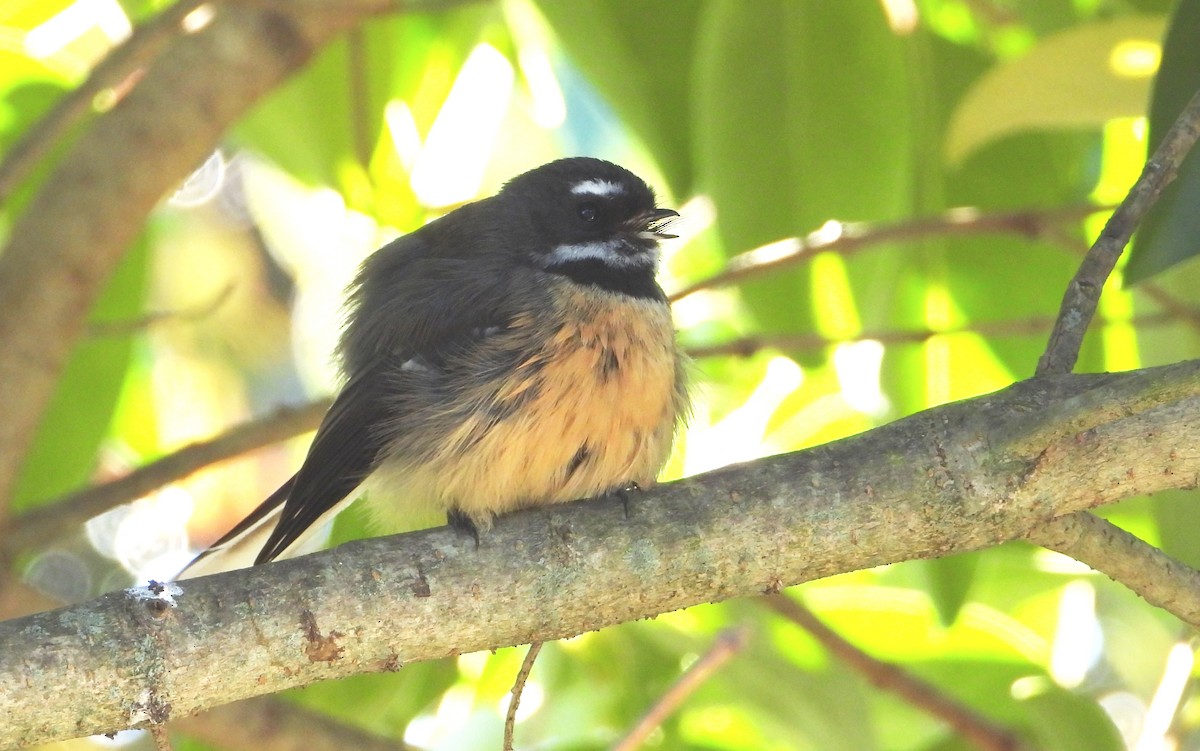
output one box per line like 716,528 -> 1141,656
447,509 -> 482,548
610,482 -> 642,519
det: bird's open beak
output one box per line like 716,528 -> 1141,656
629,207 -> 680,240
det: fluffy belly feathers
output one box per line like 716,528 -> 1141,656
368,284 -> 684,530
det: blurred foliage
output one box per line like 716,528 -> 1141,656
4,0 -> 1200,749
1127,0 -> 1200,282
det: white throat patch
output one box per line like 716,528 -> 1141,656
538,239 -> 659,270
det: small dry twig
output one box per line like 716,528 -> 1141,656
686,311 -> 1175,360
611,627 -> 749,751
763,596 -> 1023,751
1,398 -> 330,557
668,203 -> 1110,304
149,724 -> 174,751
87,283 -> 236,338
503,641 -> 544,751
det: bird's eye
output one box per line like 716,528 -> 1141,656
577,202 -> 598,222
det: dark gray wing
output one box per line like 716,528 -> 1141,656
253,359 -> 396,564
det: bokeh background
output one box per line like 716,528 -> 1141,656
4,0 -> 1200,749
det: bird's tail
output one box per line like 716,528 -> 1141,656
177,475 -> 296,580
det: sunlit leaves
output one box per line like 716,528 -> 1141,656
945,16 -> 1164,164
5,0 -> 1200,748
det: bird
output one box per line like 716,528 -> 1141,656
179,157 -> 689,578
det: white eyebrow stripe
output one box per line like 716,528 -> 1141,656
570,179 -> 625,197
538,240 -> 659,269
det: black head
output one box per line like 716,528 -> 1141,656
499,158 -> 678,298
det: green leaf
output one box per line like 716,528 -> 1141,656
532,0 -> 703,197
945,16 -> 1164,164
693,0 -> 914,340
943,130 -> 1103,378
285,660 -> 458,738
234,8 -> 492,212
1126,0 -> 1200,282
1150,488 -> 1200,568
11,234 -> 150,511
1014,676 -> 1124,751
922,552 -> 981,626
709,642 -> 877,751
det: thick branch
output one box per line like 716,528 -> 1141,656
0,0 -> 209,204
0,1 -> 393,512
3,361 -> 1200,747
1026,513 -> 1200,624
1026,87 -> 1200,629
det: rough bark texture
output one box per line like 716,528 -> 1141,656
0,3 -> 373,511
2,361 -> 1199,748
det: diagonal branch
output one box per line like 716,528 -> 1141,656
667,203 -> 1110,303
1037,86 -> 1200,376
173,697 -> 416,751
611,627 -> 749,751
762,596 -> 1023,751
1025,85 -> 1200,630
0,0 -> 210,205
0,0 -> 430,516
3,359 -> 1200,747
1026,513 -> 1200,625
0,399 -> 330,559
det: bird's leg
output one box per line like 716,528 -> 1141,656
610,481 -> 642,519
447,508 -> 482,548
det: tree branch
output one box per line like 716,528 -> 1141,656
1024,86 -> 1200,631
0,0 -> 210,205
1037,86 -> 1200,376
685,312 -> 1175,360
173,697 -> 414,751
0,0 -> 408,514
3,360 -> 1200,747
763,596 -> 1023,751
611,627 -> 748,751
1026,513 -> 1200,625
0,399 -> 330,559
502,642 -> 543,751
667,203 -> 1110,303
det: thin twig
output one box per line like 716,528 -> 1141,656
0,0 -> 210,205
762,596 -> 1023,751
1026,514 -> 1200,627
149,724 -> 175,751
1,399 -> 330,557
87,283 -> 235,337
1037,86 -> 1200,375
173,696 -> 417,751
1041,227 -> 1200,331
0,572 -> 60,620
503,641 -> 543,751
685,312 -> 1176,360
668,203 -> 1111,303
611,627 -> 750,751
